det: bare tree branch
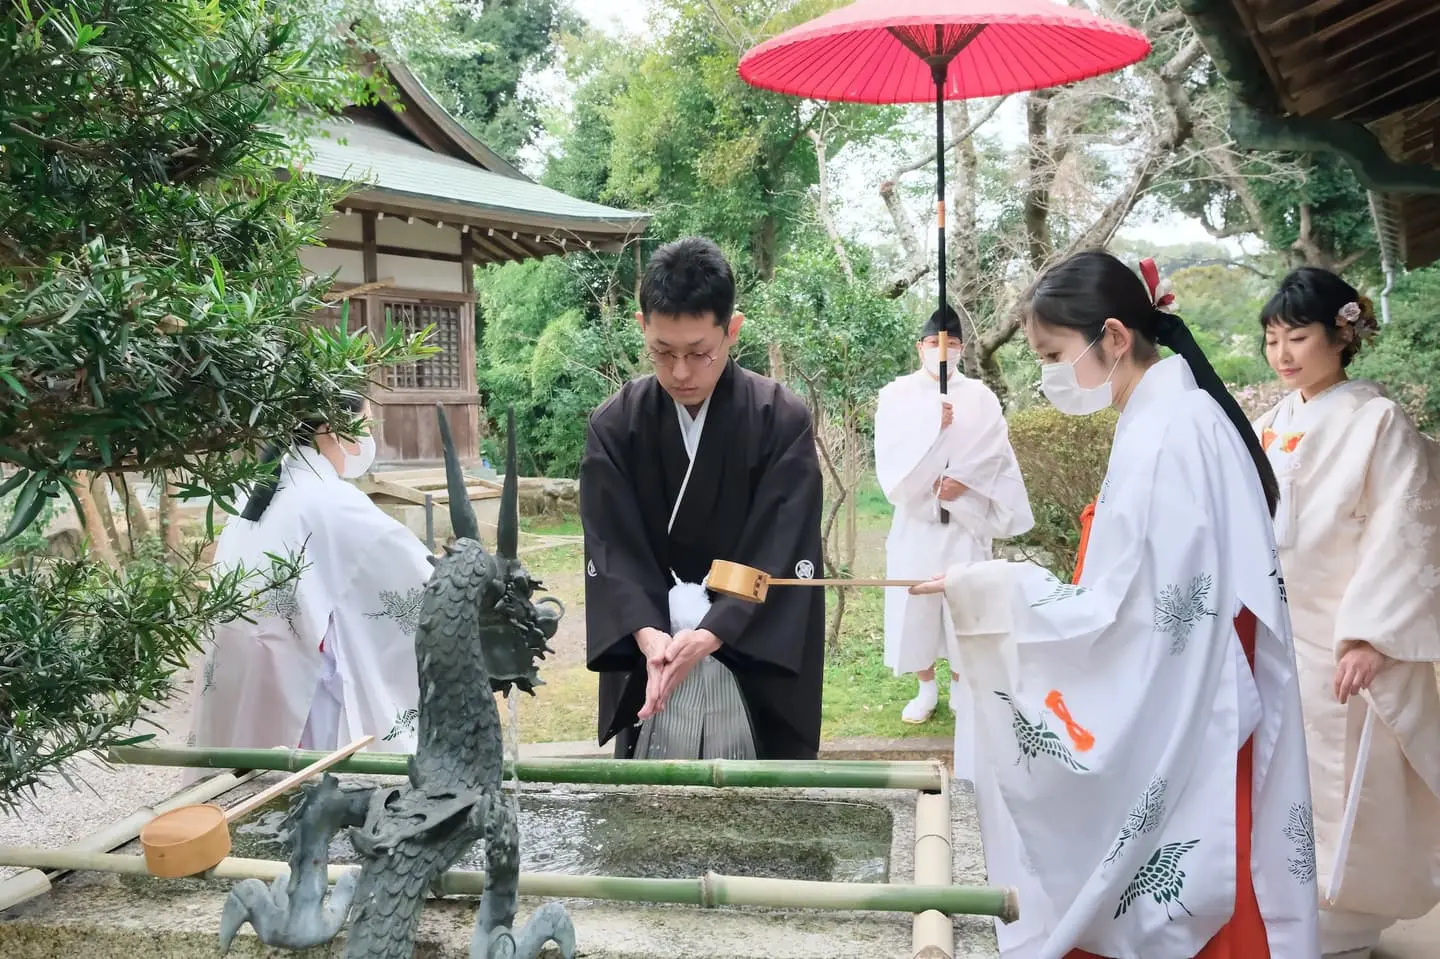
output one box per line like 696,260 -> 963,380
808,127 -> 855,283
892,96 -> 1009,177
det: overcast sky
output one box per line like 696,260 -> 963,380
549,0 -> 1221,250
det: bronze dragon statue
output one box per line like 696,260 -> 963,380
218,407 -> 576,959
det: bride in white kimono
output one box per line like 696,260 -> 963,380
1253,266 -> 1440,959
912,252 -> 1319,958
186,394 -> 433,768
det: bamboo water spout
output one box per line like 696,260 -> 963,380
106,747 -> 948,792
0,847 -> 1019,922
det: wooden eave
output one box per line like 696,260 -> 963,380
293,56 -> 649,267
1179,0 -> 1440,269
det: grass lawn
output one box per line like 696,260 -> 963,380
499,479 -> 957,745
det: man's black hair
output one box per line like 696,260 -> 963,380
639,236 -> 735,327
919,304 -> 965,342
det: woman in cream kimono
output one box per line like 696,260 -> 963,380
186,394 -> 434,770
913,252 -> 1319,958
1253,266 -> 1440,959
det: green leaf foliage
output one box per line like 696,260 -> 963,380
0,0 -> 434,535
0,0 -> 435,799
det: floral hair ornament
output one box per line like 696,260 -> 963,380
1138,257 -> 1177,312
1336,299 -> 1379,346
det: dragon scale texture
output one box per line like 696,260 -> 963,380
220,408 -> 575,959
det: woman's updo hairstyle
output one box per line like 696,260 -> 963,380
1029,250 -> 1279,516
239,391 -> 367,522
1259,266 -> 1378,368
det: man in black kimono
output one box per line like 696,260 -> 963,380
580,236 -> 826,761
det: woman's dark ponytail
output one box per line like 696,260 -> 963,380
1151,309 -> 1280,517
238,391 -> 367,523
239,443 -> 286,522
1030,251 -> 1279,517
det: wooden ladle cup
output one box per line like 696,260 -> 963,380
138,735 -> 373,878
707,559 -> 923,604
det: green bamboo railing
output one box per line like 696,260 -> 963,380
0,847 -> 1018,921
106,746 -> 946,791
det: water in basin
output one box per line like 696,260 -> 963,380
231,787 -> 892,883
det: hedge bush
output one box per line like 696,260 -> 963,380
1005,405 -> 1117,579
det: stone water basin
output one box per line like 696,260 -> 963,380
0,774 -> 1000,958
231,787 -> 893,884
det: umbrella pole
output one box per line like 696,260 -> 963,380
933,61 -> 951,526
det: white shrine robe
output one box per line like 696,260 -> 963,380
186,447 -> 433,771
875,369 -> 1033,783
938,356 -> 1318,958
1255,380 -> 1440,953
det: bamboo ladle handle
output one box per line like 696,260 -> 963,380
224,735 -> 374,822
766,577 -> 924,587
708,559 -> 923,603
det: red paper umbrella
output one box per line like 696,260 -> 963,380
738,0 -> 1150,401
738,0 -> 1151,105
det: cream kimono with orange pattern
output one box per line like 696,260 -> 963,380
1254,380 -> 1440,952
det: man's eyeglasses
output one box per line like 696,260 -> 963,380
644,347 -> 721,369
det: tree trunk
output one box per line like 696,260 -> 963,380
767,342 -> 787,383
87,473 -> 126,559
73,472 -> 119,568
111,473 -> 152,542
158,473 -> 183,560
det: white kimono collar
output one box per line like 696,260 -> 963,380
1117,354 -> 1195,437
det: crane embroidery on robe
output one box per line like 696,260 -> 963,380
1284,801 -> 1316,884
994,691 -> 1088,772
1114,839 -> 1199,920
382,707 -> 420,743
1153,574 -> 1216,655
1104,776 -> 1167,865
365,587 -> 426,636
202,656 -> 218,697
1031,582 -> 1089,607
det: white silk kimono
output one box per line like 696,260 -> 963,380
186,448 -> 433,770
1255,380 -> 1440,953
940,356 -> 1319,958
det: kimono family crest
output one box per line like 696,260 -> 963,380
218,407 -> 577,959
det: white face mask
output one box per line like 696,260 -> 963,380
1039,336 -> 1120,417
340,433 -> 376,478
921,346 -> 963,378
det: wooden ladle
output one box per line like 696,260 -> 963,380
138,735 -> 373,878
707,559 -> 923,604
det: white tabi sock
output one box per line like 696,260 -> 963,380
902,679 -> 939,724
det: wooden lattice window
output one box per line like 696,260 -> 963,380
381,299 -> 464,390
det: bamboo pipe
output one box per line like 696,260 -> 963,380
707,559 -> 922,603
912,775 -> 959,958
0,847 -> 1019,920
107,748 -> 948,793
0,767 -> 265,913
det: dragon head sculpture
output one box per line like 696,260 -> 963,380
435,406 -> 562,697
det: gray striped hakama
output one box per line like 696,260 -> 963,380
633,655 -> 757,760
